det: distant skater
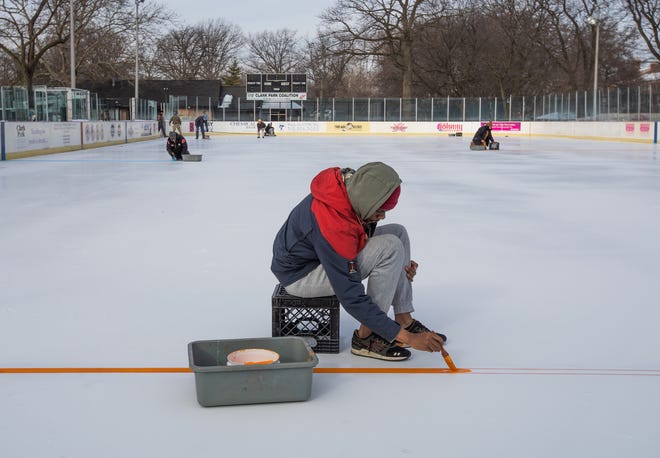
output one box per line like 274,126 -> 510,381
169,112 -> 183,136
195,114 -> 207,139
257,119 -> 266,138
157,111 -> 166,137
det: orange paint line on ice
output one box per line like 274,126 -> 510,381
2,367 -> 657,376
468,369 -> 660,376
313,367 -> 471,374
0,366 -> 470,374
471,367 -> 660,373
0,367 -> 192,374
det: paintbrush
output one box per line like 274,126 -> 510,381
441,346 -> 458,371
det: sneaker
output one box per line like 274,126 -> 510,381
400,319 -> 447,347
351,330 -> 411,361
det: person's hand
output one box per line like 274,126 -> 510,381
405,260 -> 418,282
395,328 -> 445,352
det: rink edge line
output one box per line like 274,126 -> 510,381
1,367 -> 659,376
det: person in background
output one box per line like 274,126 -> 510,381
271,162 -> 447,361
470,121 -> 495,148
265,122 -> 276,136
166,131 -> 189,160
257,118 -> 266,138
169,112 -> 183,136
202,111 -> 209,135
157,111 -> 166,137
194,113 -> 206,139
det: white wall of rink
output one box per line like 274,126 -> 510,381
212,120 -> 658,143
1,121 -> 159,159
1,119 -> 656,159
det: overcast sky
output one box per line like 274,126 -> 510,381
160,0 -> 336,38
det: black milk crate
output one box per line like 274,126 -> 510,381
272,284 -> 340,353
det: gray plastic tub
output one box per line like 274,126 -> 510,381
188,336 -> 318,407
469,144 -> 487,151
182,154 -> 202,162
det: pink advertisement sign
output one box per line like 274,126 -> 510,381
436,122 -> 463,132
483,122 -> 521,132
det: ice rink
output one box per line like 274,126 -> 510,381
1,133 -> 659,458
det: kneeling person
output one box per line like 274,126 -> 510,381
470,121 -> 495,149
166,131 -> 189,160
271,162 -> 447,361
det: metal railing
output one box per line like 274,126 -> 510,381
2,83 -> 659,123
200,86 -> 659,123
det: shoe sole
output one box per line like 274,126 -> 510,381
351,347 -> 411,361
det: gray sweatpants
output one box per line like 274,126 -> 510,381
285,223 -> 415,316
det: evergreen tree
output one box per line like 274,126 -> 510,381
222,60 -> 243,86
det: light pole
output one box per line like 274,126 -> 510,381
587,10 -> 600,120
70,0 -> 75,88
134,0 -> 145,120
163,87 -> 169,112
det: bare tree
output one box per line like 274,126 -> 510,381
533,0 -> 642,90
375,0 -> 550,97
320,0 -> 442,98
43,29 -> 127,84
525,0 -> 587,90
479,0 -> 557,97
625,0 -> 660,62
41,1 -> 167,85
0,0 -> 168,102
406,6 -> 483,96
302,34 -> 354,97
0,0 -> 69,105
151,20 -> 244,79
244,29 -> 302,73
0,54 -> 21,86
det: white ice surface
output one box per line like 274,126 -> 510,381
1,134 -> 659,457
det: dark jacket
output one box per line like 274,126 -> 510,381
166,133 -> 188,160
271,164 -> 402,341
472,124 -> 494,145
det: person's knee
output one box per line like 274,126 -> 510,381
391,223 -> 408,238
377,233 -> 405,260
377,223 -> 409,244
